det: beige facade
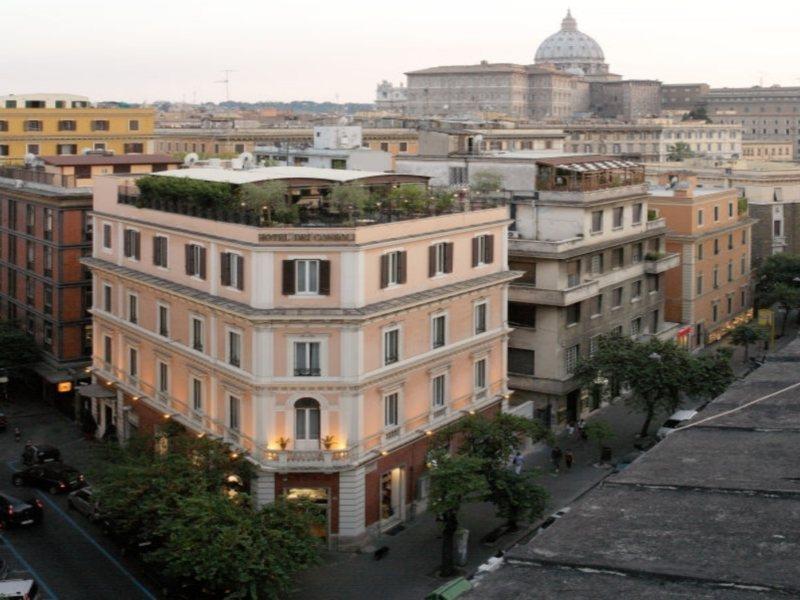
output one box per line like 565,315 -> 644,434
85,166 -> 514,547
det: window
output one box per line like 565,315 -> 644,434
27,144 -> 40,155
727,295 -> 733,315
632,243 -> 643,263
728,202 -> 734,217
697,243 -> 704,260
741,289 -> 746,307
448,167 -> 467,186
384,392 -> 399,428
741,255 -> 747,275
103,284 -> 112,312
0,121 -> 7,132
648,274 -> 660,293
294,341 -> 321,376
0,145 -> 8,157
509,302 -> 536,327
592,295 -> 603,316
41,321 -> 52,350
474,302 -> 487,334
741,230 -> 747,245
158,361 -> 169,395
123,229 -> 140,260
75,165 -> 91,179
632,280 -> 642,299
128,347 -> 139,379
432,374 -> 447,407
282,259 -> 330,295
91,120 -> 110,131
153,236 -> 168,268
712,303 -> 719,322
384,327 -> 400,365
184,244 -> 206,278
82,212 -> 92,242
591,210 -> 603,233
26,241 -> 34,270
43,284 -> 53,314
127,293 -> 138,324
25,205 -> 35,234
129,120 -> 140,131
696,274 -> 704,296
612,247 -> 624,268
25,277 -> 34,304
631,317 -> 642,337
158,304 -> 169,337
713,238 -> 720,255
295,398 -> 321,440
380,250 -> 406,288
431,314 -> 446,349
474,358 -> 487,391
123,143 -> 144,154
228,395 -> 241,432
612,287 -> 623,307
220,252 -> 244,290
8,200 -> 17,230
697,209 -> 704,226
631,203 -> 642,225
101,223 -> 112,249
24,120 -> 43,132
713,205 -> 720,222
103,335 -> 112,365
472,235 -> 494,266
565,345 -> 579,374
399,142 -> 408,152
380,142 -> 389,152
56,144 -> 77,155
58,120 -> 76,132
191,317 -> 204,352
566,303 -> 580,326
727,261 -> 733,282
191,378 -> 203,412
508,348 -> 535,375
589,253 -> 603,274
713,266 -> 720,288
228,330 -> 242,368
566,260 -> 581,287
612,207 -> 624,228
429,242 -> 453,276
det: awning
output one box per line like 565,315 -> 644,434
76,383 -> 116,399
558,160 -> 640,173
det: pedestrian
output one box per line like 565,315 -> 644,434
566,421 -> 575,436
578,419 -> 588,441
550,445 -> 563,473
564,450 -> 574,470
13,427 -> 21,442
512,451 -> 524,475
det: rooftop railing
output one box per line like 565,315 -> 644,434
0,165 -> 77,188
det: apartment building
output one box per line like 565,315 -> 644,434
83,166 -> 515,547
0,154 -> 178,408
645,159 -> 800,266
0,94 -> 155,162
649,178 -> 755,348
507,157 -> 677,427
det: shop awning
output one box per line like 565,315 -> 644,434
76,383 -> 116,399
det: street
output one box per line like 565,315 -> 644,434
0,402 -> 156,600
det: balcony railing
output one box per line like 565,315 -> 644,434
293,367 -> 321,377
0,165 -> 77,188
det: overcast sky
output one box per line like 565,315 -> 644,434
2,0 -> 799,104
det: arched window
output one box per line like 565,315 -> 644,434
295,398 -> 320,442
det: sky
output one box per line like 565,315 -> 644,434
2,0 -> 799,104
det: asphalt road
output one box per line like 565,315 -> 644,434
0,409 -> 157,600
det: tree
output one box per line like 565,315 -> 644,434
689,348 -> 735,401
428,453 -> 487,577
0,321 -> 40,375
730,323 -> 768,364
92,434 -> 318,598
756,254 -> 800,295
575,334 -> 717,438
682,106 -> 711,123
489,469 -> 548,532
330,184 -> 370,221
667,142 -> 695,161
583,420 -> 614,463
761,282 -> 800,337
470,170 -> 503,195
388,184 -> 429,214
239,182 -> 296,225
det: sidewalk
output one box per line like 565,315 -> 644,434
290,399 -> 648,600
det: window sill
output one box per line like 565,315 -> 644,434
293,291 -> 321,297
590,313 -> 601,319
631,297 -> 641,303
612,226 -> 624,231
566,322 -> 579,329
611,306 -> 622,311
589,231 -> 603,236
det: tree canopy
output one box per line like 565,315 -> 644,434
667,142 -> 695,161
730,323 -> 768,363
470,170 -> 503,195
0,321 -> 40,375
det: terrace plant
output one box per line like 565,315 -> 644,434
470,170 -> 503,195
136,175 -> 237,209
330,184 -> 370,221
239,182 -> 297,225
388,184 -> 429,214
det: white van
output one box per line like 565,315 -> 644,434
657,409 -> 698,439
0,579 -> 40,600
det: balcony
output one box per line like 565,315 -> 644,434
510,279 -> 599,307
293,367 -> 321,377
644,252 -> 680,274
646,217 -> 666,231
261,447 -> 354,469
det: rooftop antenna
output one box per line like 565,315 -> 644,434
216,70 -> 236,102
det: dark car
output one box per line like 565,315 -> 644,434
100,518 -> 156,557
0,493 -> 43,529
12,463 -> 85,494
22,444 -> 61,466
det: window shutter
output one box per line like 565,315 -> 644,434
123,231 -> 131,257
380,254 -> 389,289
134,232 -> 141,259
220,252 -> 231,286
397,251 -> 407,284
444,242 -> 454,273
319,260 -> 331,295
185,244 -> 193,275
471,237 -> 479,267
428,245 -> 437,277
198,247 -> 207,279
152,237 -> 160,266
485,234 -> 494,264
282,260 -> 296,295
236,255 -> 244,291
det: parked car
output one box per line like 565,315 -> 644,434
0,493 -> 43,529
656,409 -> 698,439
0,579 -> 41,600
67,487 -> 100,521
12,463 -> 85,494
22,444 -> 60,466
612,450 -> 645,473
100,518 -> 156,557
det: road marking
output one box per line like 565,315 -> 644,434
33,491 -> 157,600
4,460 -> 156,600
0,533 -> 59,600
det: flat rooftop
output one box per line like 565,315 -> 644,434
468,336 -> 800,599
153,165 -> 402,185
42,154 -> 179,167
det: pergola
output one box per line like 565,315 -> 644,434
536,156 -> 645,192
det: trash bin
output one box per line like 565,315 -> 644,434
425,577 -> 472,600
455,528 -> 469,566
601,446 -> 612,463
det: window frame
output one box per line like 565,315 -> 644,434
431,312 -> 447,349
474,300 -> 488,335
227,328 -> 243,369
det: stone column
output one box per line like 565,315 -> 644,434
337,466 -> 367,549
251,470 -> 275,509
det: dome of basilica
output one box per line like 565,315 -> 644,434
534,10 -> 607,72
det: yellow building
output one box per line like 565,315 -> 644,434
0,94 -> 155,163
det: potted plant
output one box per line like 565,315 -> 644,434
322,435 -> 335,450
277,437 -> 290,450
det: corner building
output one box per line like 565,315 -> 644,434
84,166 -> 515,548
